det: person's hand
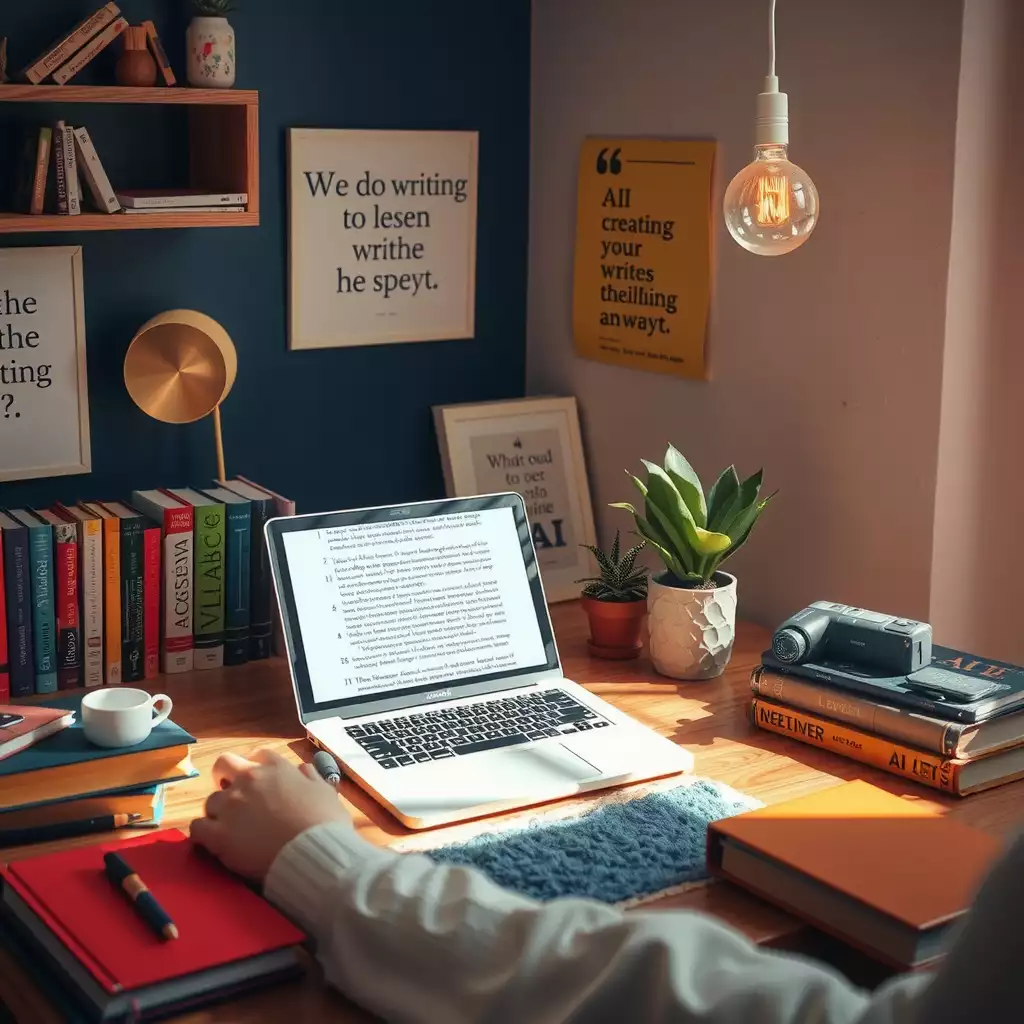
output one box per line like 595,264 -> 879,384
190,748 -> 351,881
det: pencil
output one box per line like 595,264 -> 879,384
103,850 -> 178,940
0,813 -> 143,848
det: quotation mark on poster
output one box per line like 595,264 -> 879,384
596,148 -> 622,175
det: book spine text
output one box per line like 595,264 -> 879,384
143,524 -> 160,680
78,519 -> 103,687
120,517 -> 144,682
27,525 -> 57,694
223,506 -> 251,666
247,499 -> 273,660
52,17 -> 128,86
22,3 -> 120,82
53,523 -> 81,690
102,517 -> 121,685
193,504 -> 225,669
2,529 -> 33,698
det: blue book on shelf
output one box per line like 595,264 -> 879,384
6,510 -> 57,694
0,511 -> 35,697
200,485 -> 251,666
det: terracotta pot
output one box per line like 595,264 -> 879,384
115,26 -> 157,87
582,596 -> 646,659
647,571 -> 738,680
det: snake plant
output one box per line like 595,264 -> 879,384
611,444 -> 775,587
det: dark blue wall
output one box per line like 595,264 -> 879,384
0,1 -> 531,513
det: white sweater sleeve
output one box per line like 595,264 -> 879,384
261,821 -> 962,1024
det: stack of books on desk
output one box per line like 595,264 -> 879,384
749,646 -> 1024,795
0,693 -> 196,845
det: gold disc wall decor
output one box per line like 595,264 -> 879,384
124,310 -> 237,481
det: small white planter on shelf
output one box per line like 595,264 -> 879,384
187,16 -> 236,88
647,571 -> 738,680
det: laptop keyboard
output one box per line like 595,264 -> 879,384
344,689 -> 611,769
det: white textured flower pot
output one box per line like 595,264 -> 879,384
187,16 -> 236,87
647,571 -> 738,680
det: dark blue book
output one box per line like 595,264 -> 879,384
0,511 -> 34,698
7,510 -> 56,694
0,693 -> 197,813
221,480 -> 275,660
201,485 -> 251,666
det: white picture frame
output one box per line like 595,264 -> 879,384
0,245 -> 90,482
433,396 -> 598,603
287,128 -> 479,350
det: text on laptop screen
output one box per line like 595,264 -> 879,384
282,507 -> 548,704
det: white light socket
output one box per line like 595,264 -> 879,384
755,75 -> 789,146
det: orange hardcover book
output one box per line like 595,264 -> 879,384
81,504 -> 121,686
750,697 -> 1024,796
707,780 -> 1000,970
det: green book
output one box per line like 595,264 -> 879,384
100,502 -> 145,683
166,488 -> 226,670
199,486 -> 250,666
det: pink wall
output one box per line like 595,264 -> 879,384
528,0 -> 964,630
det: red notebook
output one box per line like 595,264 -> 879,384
1,830 -> 305,1012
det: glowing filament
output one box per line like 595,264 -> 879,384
755,174 -> 790,226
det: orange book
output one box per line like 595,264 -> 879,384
707,780 -> 1000,970
750,697 -> 1024,796
81,504 -> 120,685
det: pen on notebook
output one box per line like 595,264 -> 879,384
0,813 -> 143,848
104,851 -> 179,940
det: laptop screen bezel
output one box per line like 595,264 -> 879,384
265,492 -> 563,723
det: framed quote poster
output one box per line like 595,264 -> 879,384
433,396 -> 597,603
0,246 -> 90,482
288,128 -> 479,350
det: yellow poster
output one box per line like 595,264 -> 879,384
572,138 -> 715,379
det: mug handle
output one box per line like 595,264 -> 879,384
150,694 -> 173,728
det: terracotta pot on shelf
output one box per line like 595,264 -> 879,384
115,26 -> 158,87
582,596 -> 646,660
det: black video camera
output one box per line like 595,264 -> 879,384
771,601 -> 932,675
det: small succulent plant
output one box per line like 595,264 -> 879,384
576,530 -> 648,602
193,0 -> 236,15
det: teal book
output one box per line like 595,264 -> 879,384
99,502 -> 146,683
200,485 -> 251,666
6,509 -> 57,694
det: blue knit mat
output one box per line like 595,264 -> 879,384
393,778 -> 761,907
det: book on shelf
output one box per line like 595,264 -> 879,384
54,504 -> 104,688
200,486 -> 252,666
32,510 -> 82,691
751,665 -> 1024,759
20,3 -> 121,84
0,830 -> 304,1022
96,502 -> 146,683
80,503 -> 121,686
115,189 -> 249,209
122,205 -> 246,214
131,491 -> 194,675
221,480 -> 275,660
51,121 -> 80,217
143,521 -> 160,680
707,780 -> 999,971
750,695 -> 1024,795
6,511 -> 57,695
51,15 -> 128,86
236,477 -> 295,657
72,126 -> 120,214
0,512 -> 34,699
164,488 -> 225,670
12,128 -> 52,216
143,20 -> 176,86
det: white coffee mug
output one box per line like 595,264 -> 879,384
81,688 -> 173,749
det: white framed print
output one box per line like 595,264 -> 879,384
433,396 -> 598,603
0,245 -> 90,482
288,128 -> 479,350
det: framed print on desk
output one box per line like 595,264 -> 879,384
432,396 -> 597,603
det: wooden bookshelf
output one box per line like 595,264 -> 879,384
0,86 -> 259,232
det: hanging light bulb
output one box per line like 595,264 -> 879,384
723,0 -> 819,256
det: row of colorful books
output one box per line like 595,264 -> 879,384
14,121 -> 249,217
750,645 -> 1024,796
17,4 -> 174,86
0,478 -> 293,699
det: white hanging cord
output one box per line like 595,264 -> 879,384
768,0 -> 777,77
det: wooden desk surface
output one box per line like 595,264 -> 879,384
3,601 -> 1023,1023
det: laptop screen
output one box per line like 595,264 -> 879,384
272,497 -> 559,716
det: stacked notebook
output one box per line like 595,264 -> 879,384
0,694 -> 195,842
0,830 -> 305,1020
751,644 -> 1024,795
707,780 -> 999,970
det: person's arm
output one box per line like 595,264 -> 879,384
264,821 -> 930,1024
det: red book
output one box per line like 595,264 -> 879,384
143,523 -> 161,680
0,541 -> 8,702
35,510 -> 81,690
0,830 -> 304,1019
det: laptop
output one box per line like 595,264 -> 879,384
265,493 -> 692,829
